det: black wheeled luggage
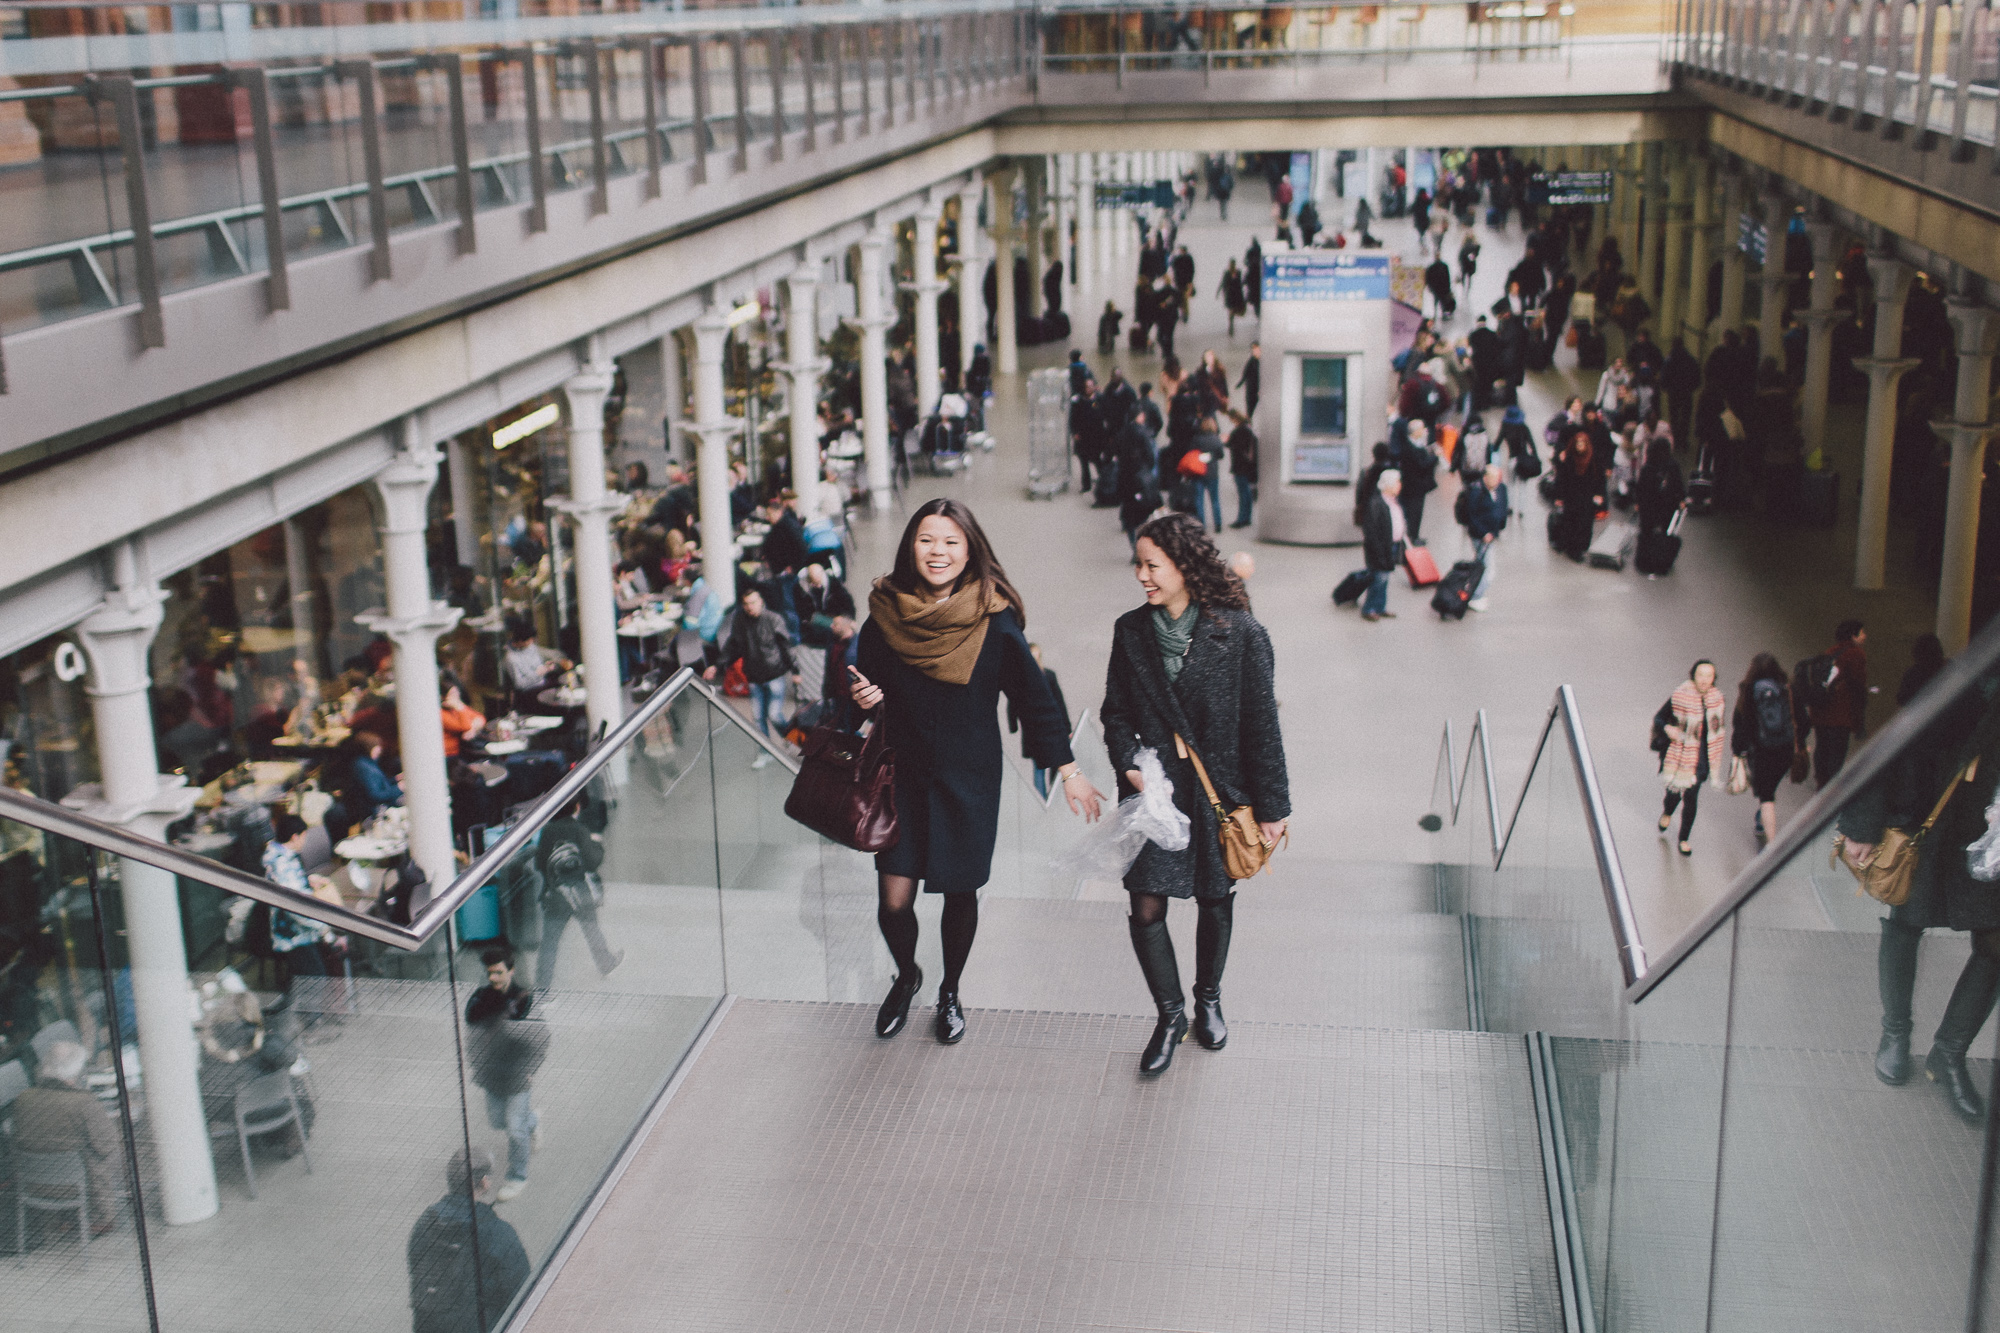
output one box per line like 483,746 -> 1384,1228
1333,570 -> 1372,606
1432,559 -> 1482,620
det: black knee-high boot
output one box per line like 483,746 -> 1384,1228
1129,917 -> 1188,1075
1928,944 -> 2000,1124
1192,893 -> 1236,1051
1877,918 -> 1921,1084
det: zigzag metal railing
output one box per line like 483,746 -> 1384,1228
0,666 -> 798,952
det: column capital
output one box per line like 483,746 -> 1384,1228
355,601 -> 463,645
61,777 -> 197,838
1867,254 -> 1916,307
683,417 -> 743,442
1801,307 -> 1845,331
775,356 -> 832,381
784,267 -> 820,292
692,306 -> 731,344
76,581 -> 167,702
1946,300 -> 2000,359
1931,419 -> 1998,447
547,494 -> 627,525
563,359 -> 617,407
915,201 -> 943,224
374,444 -> 444,535
1854,355 -> 1922,381
899,278 -> 952,297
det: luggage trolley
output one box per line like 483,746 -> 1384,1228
1026,367 -> 1071,499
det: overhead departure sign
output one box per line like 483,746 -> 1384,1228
1529,170 -> 1612,205
1737,212 -> 1768,264
1262,252 -> 1390,302
1095,180 -> 1175,210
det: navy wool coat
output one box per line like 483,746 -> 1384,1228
1101,604 -> 1289,899
857,608 -> 1073,893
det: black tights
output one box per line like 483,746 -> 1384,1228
877,875 -> 981,994
1662,785 -> 1700,840
1129,892 -> 1169,926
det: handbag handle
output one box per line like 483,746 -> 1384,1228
1914,756 -> 1979,842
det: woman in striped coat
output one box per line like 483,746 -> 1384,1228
1658,660 -> 1728,856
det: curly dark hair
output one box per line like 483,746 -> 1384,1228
1135,513 -> 1249,611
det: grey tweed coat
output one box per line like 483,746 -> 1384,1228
1101,603 -> 1289,899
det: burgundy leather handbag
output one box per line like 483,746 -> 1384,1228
783,713 -> 900,852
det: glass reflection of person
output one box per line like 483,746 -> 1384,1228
1840,660 -> 2000,1124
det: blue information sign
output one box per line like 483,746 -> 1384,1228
1262,252 -> 1391,302
1094,180 -> 1176,210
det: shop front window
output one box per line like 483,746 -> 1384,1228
1291,354 -> 1352,483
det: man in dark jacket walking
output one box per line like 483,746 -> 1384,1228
1355,470 -> 1407,622
464,948 -> 546,1203
1391,418 -> 1438,545
706,585 -> 798,743
407,1147 -> 530,1333
1662,335 -> 1702,450
1805,619 -> 1870,788
1237,342 -> 1262,417
1116,408 -> 1161,550
1226,412 -> 1259,528
1244,238 -> 1263,315
1456,463 -> 1509,611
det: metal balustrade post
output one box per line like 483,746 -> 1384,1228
729,30 -> 750,171
432,54 -> 476,254
1948,0 -> 1977,159
801,28 -> 818,150
831,24 -> 847,141
583,42 -> 609,214
335,60 -> 392,280
861,24 -> 874,131
1910,0 -> 1943,145
98,76 -> 165,347
1883,0 -> 1915,137
640,39 -> 663,196
767,31 -> 785,159
1853,0 -> 1881,121
520,48 -> 548,232
691,37 -> 712,182
1820,0 -> 1853,107
903,20 -> 917,122
233,67 -> 290,310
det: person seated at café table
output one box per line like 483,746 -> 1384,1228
343,732 -> 403,820
440,677 -> 486,758
12,1040 -> 123,1235
501,622 -> 569,713
727,459 -> 757,525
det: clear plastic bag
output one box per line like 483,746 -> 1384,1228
1967,787 -> 2000,882
1061,748 -> 1190,892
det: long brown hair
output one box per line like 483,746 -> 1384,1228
889,498 -> 1027,624
1734,652 -> 1786,720
1136,513 -> 1250,611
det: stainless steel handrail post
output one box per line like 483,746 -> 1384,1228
1556,685 -> 1646,988
234,66 -> 291,309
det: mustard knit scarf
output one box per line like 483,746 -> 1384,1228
867,578 -> 1007,685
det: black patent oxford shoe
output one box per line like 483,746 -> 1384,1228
875,968 -> 923,1038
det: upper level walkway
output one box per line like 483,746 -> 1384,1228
0,0 -> 1668,466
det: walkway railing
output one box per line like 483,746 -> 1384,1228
1432,615 -> 2000,1332
1673,0 -> 2000,155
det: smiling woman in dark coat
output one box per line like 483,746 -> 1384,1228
1101,512 -> 1289,1075
850,499 -> 1105,1046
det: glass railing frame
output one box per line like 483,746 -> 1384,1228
1435,684 -> 1647,989
0,664 -> 802,951
1631,612 -> 2000,1003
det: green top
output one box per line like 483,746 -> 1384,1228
1152,602 -> 1200,683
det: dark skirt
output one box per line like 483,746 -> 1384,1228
1748,745 -> 1791,802
874,772 -> 985,894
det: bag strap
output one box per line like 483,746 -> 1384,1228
1173,733 -> 1228,815
1916,757 -> 1979,840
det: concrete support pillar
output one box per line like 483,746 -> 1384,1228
1935,302 -> 2000,652
1682,157 -> 1716,356
1657,147 -> 1693,351
1754,201 -> 1790,368
1639,144 -> 1667,309
360,429 -> 463,886
1616,145 -> 1642,276
1074,154 -> 1095,291
689,308 -> 742,587
1853,256 -> 1918,591
780,269 -> 830,516
1799,219 -> 1843,470
957,174 -> 983,384
281,515 -> 324,676
1024,158 -> 1046,320
660,333 -> 686,466
67,549 -> 216,1227
441,438 -> 478,570
1715,171 -> 1748,343
992,167 -> 1019,375
855,228 -> 896,506
905,204 -> 948,418
550,363 -> 624,744
1048,156 -> 1068,296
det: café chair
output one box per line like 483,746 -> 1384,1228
0,1059 -> 29,1112
223,1072 -> 313,1200
14,1148 -> 93,1254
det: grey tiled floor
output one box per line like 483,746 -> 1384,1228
523,1002 -> 1564,1333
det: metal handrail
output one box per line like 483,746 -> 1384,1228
1435,686 -> 1646,990
1629,611 -> 2000,1003
0,666 -> 802,952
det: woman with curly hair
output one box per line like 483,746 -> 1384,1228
1100,513 -> 1290,1075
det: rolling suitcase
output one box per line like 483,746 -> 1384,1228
1796,468 -> 1839,528
1432,558 -> 1482,620
1635,505 -> 1686,575
1333,570 -> 1372,606
1686,443 -> 1717,515
1574,321 -> 1606,370
1587,520 -> 1635,571
1129,326 -> 1149,352
1403,546 -> 1441,588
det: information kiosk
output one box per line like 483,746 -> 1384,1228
1253,251 -> 1394,545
